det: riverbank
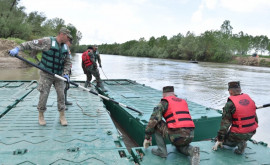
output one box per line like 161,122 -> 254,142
1,38 -> 270,68
0,39 -> 30,68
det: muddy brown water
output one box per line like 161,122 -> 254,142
1,54 -> 270,148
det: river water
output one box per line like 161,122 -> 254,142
1,53 -> 270,145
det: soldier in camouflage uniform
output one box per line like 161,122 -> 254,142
213,81 -> 258,154
81,46 -> 107,92
82,45 -> 102,87
93,45 -> 102,69
144,86 -> 200,165
9,27 -> 72,126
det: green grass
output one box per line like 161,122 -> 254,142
6,37 -> 26,44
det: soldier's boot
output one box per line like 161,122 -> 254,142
59,111 -> 68,126
64,90 -> 72,105
97,82 -> 108,92
151,132 -> 167,158
84,81 -> 90,88
188,146 -> 200,165
234,141 -> 247,155
38,112 -> 46,126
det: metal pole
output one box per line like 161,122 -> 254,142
14,54 -> 143,115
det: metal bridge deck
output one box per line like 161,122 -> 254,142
0,81 -> 133,165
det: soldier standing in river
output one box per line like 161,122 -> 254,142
9,27 -> 72,126
81,46 -> 107,92
213,81 -> 258,154
144,86 -> 200,165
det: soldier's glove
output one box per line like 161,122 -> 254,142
212,141 -> 223,151
99,64 -> 102,68
143,137 -> 152,149
63,74 -> 70,83
9,47 -> 20,56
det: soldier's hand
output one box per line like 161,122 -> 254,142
99,64 -> 102,68
143,138 -> 152,149
63,74 -> 70,83
212,141 -> 223,151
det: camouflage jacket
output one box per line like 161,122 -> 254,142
217,98 -> 258,141
145,100 -> 194,140
18,37 -> 71,75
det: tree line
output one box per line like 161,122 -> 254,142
0,0 -> 82,52
96,20 -> 270,63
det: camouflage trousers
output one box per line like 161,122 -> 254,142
155,120 -> 195,156
85,65 -> 101,84
37,71 -> 65,112
223,131 -> 255,153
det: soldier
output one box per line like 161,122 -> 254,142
81,46 -> 107,92
93,45 -> 102,68
9,27 -> 72,126
213,81 -> 258,154
144,86 -> 200,165
64,38 -> 73,106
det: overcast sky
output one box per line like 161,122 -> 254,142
20,0 -> 270,45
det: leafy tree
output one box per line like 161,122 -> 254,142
220,20 -> 233,36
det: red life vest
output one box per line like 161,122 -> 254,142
229,94 -> 258,133
163,96 -> 195,128
82,50 -> 93,67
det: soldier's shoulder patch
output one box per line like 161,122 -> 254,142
33,39 -> 44,45
33,40 -> 39,44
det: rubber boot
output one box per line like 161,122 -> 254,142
188,146 -> 200,165
234,141 -> 247,155
64,90 -> 72,105
38,112 -> 46,126
151,132 -> 167,158
59,111 -> 68,126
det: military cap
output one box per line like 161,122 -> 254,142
87,46 -> 93,50
228,81 -> 241,90
59,27 -> 73,39
163,86 -> 174,93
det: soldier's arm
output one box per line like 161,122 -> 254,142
145,100 -> 168,140
18,37 -> 51,51
97,54 -> 101,67
89,52 -> 97,67
217,100 -> 235,141
63,53 -> 72,75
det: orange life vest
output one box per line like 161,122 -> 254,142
229,94 -> 258,133
163,96 -> 195,128
82,50 -> 93,67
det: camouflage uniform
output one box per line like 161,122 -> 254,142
217,96 -> 258,154
18,37 -> 71,112
81,50 -> 102,86
145,100 -> 195,155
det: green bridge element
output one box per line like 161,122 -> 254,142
0,80 -> 37,118
131,140 -> 270,165
95,79 -> 222,146
0,81 -> 134,164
